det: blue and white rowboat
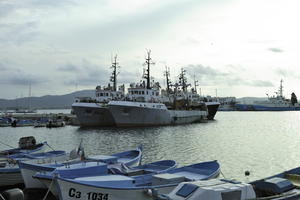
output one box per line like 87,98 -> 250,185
19,146 -> 142,189
34,159 -> 176,197
56,160 -> 220,200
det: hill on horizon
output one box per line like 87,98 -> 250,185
0,90 -> 95,109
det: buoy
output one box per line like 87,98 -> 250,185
1,188 -> 24,200
245,170 -> 250,176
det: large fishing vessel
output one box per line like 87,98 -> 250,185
72,55 -> 124,126
107,51 -> 209,127
236,80 -> 300,111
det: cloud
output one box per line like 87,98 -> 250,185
275,68 -> 300,79
57,63 -> 80,72
0,72 -> 47,85
0,21 -> 40,45
268,48 -> 284,53
247,80 -> 273,87
185,64 -> 229,77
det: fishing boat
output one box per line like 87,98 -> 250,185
0,150 -> 67,187
18,146 -> 142,189
0,136 -> 47,158
158,166 -> 300,200
72,55 -> 125,127
236,80 -> 300,111
34,159 -> 176,197
56,160 -> 220,200
108,52 -> 209,127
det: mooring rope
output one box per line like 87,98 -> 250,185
0,140 -> 14,149
42,177 -> 54,200
46,143 -> 56,151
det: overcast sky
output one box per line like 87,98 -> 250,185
1,0 -> 300,99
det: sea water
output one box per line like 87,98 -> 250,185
1,111 -> 300,182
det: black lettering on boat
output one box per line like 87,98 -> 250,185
68,188 -> 81,198
87,192 -> 109,200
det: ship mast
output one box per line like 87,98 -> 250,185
110,55 -> 120,91
143,50 -> 155,89
279,79 -> 283,97
164,66 -> 172,94
193,75 -> 199,94
178,68 -> 190,92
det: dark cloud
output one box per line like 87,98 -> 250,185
180,64 -> 274,88
268,48 -> 284,53
57,63 -> 79,72
185,64 -> 229,77
61,59 -> 111,86
0,63 -> 8,71
0,72 -> 47,86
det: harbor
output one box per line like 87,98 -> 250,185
1,0 -> 300,199
1,111 -> 300,199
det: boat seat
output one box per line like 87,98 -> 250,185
285,174 -> 300,189
109,164 -> 146,176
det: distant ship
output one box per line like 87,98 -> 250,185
236,80 -> 300,111
217,97 -> 237,111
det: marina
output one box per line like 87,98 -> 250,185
1,111 -> 300,199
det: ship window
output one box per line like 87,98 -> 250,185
176,184 -> 198,197
156,92 -> 159,96
142,91 -> 145,94
85,109 -> 92,114
152,92 -> 154,95
221,190 -> 241,200
135,91 -> 138,94
100,93 -> 103,96
147,91 -> 148,95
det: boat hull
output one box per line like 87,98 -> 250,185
57,178 -> 175,200
204,102 -> 220,120
236,103 -> 300,111
0,170 -> 23,187
108,103 -> 171,127
72,103 -> 115,127
108,102 -> 207,127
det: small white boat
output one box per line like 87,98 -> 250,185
56,160 -> 220,200
19,146 -> 142,189
0,150 -> 66,187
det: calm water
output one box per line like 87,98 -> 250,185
1,111 -> 300,182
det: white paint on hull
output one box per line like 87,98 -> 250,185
57,178 -> 175,200
21,168 -> 47,189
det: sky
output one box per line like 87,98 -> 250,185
1,0 -> 300,99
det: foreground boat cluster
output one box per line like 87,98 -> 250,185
2,137 -> 300,200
